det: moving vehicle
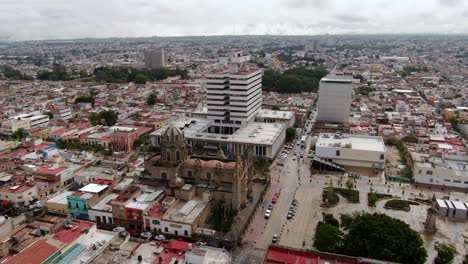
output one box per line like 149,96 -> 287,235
265,210 -> 271,219
272,234 -> 278,243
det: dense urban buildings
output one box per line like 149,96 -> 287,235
0,34 -> 467,264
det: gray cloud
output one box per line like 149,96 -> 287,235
0,0 -> 467,40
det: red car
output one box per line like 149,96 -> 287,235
272,197 -> 278,204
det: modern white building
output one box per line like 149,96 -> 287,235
255,109 -> 295,127
206,51 -> 262,134
315,133 -> 386,169
52,107 -> 72,120
411,152 -> 468,189
0,119 -> 31,135
149,118 -> 286,160
317,75 -> 353,124
12,113 -> 50,128
144,48 -> 166,69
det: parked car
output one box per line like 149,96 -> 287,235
268,204 -> 273,210
287,214 -> 292,220
272,197 -> 278,204
140,231 -> 153,239
265,211 -> 271,219
113,226 -> 126,232
154,235 -> 165,241
272,234 -> 278,243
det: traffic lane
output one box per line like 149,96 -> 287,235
255,155 -> 299,249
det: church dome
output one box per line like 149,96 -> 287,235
169,175 -> 185,189
162,123 -> 184,144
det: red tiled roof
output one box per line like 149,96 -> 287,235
37,165 -> 66,175
53,220 -> 95,244
6,239 -> 61,264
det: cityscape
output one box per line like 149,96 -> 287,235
0,2 -> 468,264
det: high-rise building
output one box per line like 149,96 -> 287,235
305,39 -> 320,52
144,49 -> 166,69
206,51 -> 262,134
317,75 -> 353,124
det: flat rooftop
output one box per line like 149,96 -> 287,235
79,183 -> 109,193
90,193 -> 119,212
151,118 -> 285,146
316,133 -> 386,152
163,199 -> 208,224
47,191 -> 75,205
256,109 -> 294,120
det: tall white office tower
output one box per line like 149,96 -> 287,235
206,51 -> 262,134
317,75 -> 353,124
144,48 -> 166,69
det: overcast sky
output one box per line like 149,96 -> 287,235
1,0 -> 468,41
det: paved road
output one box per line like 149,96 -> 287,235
235,129 -> 315,263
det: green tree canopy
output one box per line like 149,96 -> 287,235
147,92 -> 157,106
340,213 -> 427,264
93,66 -> 188,83
89,110 -> 119,126
37,64 -> 71,81
262,67 -> 328,94
314,223 -> 343,252
286,127 -> 296,142
74,95 -> 95,106
434,242 -> 458,264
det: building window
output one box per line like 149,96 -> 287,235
207,172 -> 212,180
164,227 -> 168,232
444,179 -> 451,182
429,178 -> 433,182
166,152 -> 171,161
380,154 -> 384,160
96,216 -> 101,222
336,150 -> 340,156
176,151 -> 180,161
162,172 -> 167,179
187,171 -> 192,177
153,220 -> 160,225
453,180 -> 461,183
175,135 -> 178,141
184,230 -> 188,236
418,170 -> 422,174
426,170 -> 433,175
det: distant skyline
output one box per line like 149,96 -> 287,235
1,0 -> 468,41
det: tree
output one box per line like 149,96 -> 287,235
314,223 -> 343,252
340,213 -> 427,264
75,95 -> 95,107
134,137 -> 145,148
88,110 -> 119,126
286,127 -> 296,142
147,93 -> 157,106
271,105 -> 280,111
134,73 -> 149,84
11,128 -> 28,140
43,111 -> 53,119
434,242 -> 458,264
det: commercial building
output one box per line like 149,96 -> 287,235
255,109 -> 295,127
410,152 -> 468,188
317,75 -> 353,124
435,198 -> 468,219
144,48 -> 166,69
160,198 -> 210,237
88,193 -> 119,230
12,113 -> 50,129
67,184 -> 109,220
51,107 -> 72,120
314,133 -> 386,169
149,118 -> 285,160
0,183 -> 38,206
206,51 -> 262,134
43,191 -> 74,215
0,119 -> 31,135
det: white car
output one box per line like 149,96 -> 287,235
265,209 -> 271,219
154,234 -> 165,241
